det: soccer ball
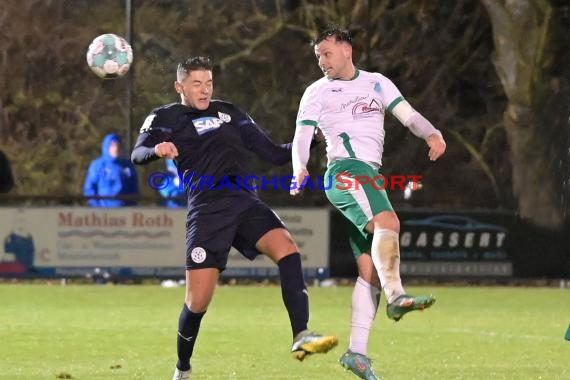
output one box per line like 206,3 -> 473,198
86,34 -> 133,79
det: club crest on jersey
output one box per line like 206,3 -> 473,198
373,82 -> 382,93
218,112 -> 231,123
192,116 -> 224,135
352,99 -> 382,119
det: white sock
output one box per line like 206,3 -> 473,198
371,229 -> 405,304
349,276 -> 380,356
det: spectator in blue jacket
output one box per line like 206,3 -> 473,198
83,133 -> 139,207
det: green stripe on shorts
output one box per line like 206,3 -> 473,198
324,158 -> 393,239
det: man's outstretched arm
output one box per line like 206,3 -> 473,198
390,99 -> 446,161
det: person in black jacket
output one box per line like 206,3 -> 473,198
131,56 -> 338,380
0,150 -> 14,193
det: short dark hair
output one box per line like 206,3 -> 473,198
176,56 -> 213,82
313,26 -> 352,46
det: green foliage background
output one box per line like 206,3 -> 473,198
0,0 -> 568,217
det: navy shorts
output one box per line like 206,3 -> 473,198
185,199 -> 285,271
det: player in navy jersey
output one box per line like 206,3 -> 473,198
131,56 -> 338,380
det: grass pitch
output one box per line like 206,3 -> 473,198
0,284 -> 568,379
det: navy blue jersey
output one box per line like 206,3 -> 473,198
131,101 -> 291,209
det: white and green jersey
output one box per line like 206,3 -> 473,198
296,69 -> 405,168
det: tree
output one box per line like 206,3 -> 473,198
3,0 -> 566,218
482,0 -> 569,228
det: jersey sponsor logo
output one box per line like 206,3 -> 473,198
140,114 -> 156,133
352,99 -> 382,119
192,117 -> 224,135
373,82 -> 382,93
191,247 -> 207,263
341,95 -> 370,110
218,112 -> 231,123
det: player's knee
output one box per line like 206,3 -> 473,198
368,271 -> 382,289
357,255 -> 381,288
188,304 -> 208,313
279,230 -> 298,250
185,297 -> 210,313
269,245 -> 299,263
258,229 -> 299,260
283,239 -> 300,254
372,212 -> 400,232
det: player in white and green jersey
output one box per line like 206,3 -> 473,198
291,26 -> 447,380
